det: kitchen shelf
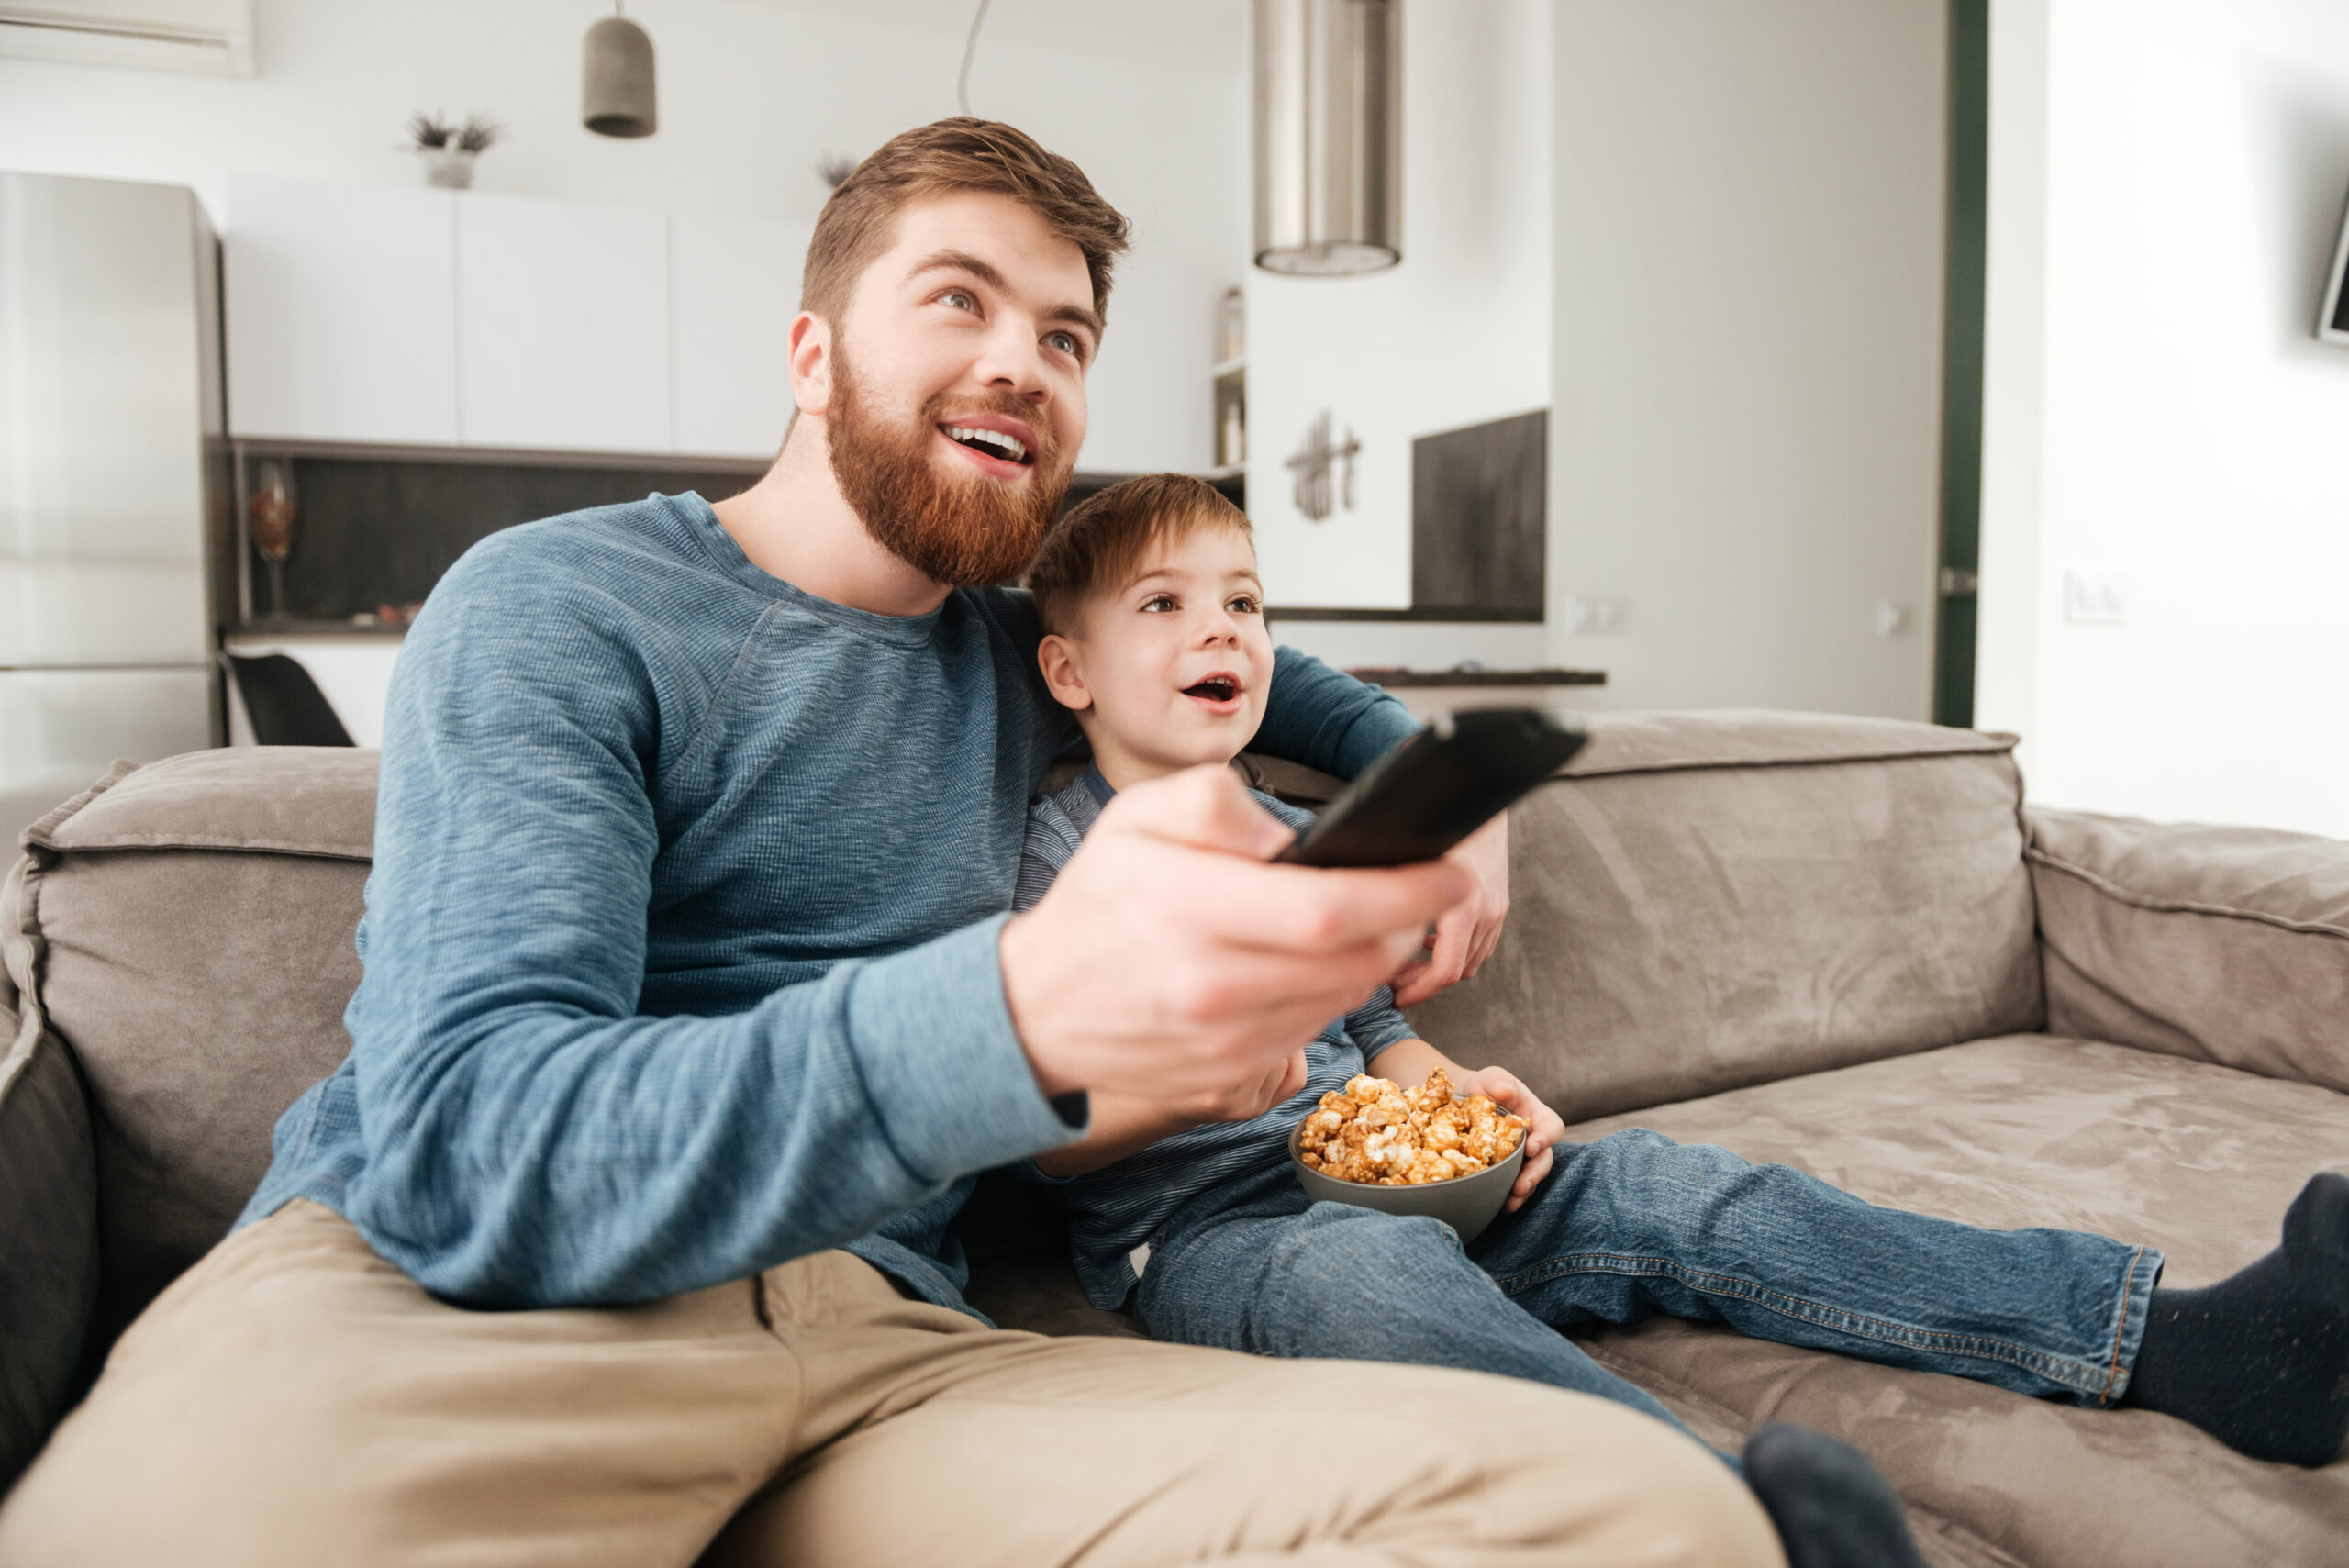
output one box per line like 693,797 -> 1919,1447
1341,668 -> 1607,688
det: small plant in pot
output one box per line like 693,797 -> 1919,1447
406,112 -> 501,189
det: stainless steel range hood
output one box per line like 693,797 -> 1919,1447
1252,0 -> 1401,276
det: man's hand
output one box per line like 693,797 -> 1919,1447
1389,812 -> 1510,1007
1455,1064 -> 1565,1213
1032,1048 -> 1308,1179
1001,766 -> 1468,1104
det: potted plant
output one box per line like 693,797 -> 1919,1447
406,113 -> 501,190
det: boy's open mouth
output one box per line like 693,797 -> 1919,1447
941,424 -> 1034,465
1183,675 -> 1241,704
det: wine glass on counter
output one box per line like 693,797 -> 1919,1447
248,459 -> 296,620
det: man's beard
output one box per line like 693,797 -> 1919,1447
825,348 -> 1071,588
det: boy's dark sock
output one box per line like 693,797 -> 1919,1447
2121,1171 -> 2349,1467
1742,1423 -> 1928,1568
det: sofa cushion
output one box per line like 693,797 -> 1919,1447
1562,1034 -> 2349,1567
2028,808 -> 2349,1095
10,750 -> 374,1351
1407,710 -> 2045,1122
0,976 -> 97,1492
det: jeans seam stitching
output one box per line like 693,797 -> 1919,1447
2096,1244 -> 2146,1406
1492,1251 -> 2112,1393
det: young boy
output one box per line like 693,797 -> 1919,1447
1007,473 -> 2349,1566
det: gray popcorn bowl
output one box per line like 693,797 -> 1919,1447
1287,1117 -> 1524,1242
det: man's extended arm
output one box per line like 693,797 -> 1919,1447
1254,646 -> 1421,780
338,570 -> 1084,1309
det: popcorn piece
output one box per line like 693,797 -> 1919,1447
1294,1070 -> 1528,1186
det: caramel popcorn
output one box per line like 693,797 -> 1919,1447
1295,1070 -> 1529,1186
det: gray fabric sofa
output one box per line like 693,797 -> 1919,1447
1,710 -> 2343,1564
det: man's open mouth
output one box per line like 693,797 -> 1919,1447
1183,676 -> 1240,703
942,424 -> 1034,465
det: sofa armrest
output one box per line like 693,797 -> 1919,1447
0,856 -> 100,1491
2027,807 -> 2349,1093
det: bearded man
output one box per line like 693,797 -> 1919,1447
0,122 -> 1781,1567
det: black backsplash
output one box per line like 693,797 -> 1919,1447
1409,410 -> 1546,621
236,451 -> 764,627
233,452 -> 1242,630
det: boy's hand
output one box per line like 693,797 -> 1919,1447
1002,766 -> 1467,1105
1455,1065 -> 1565,1212
1390,813 -> 1509,1007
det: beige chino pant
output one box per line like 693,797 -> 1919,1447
0,1201 -> 1781,1568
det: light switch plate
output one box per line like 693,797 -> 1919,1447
2064,569 -> 2130,626
1564,595 -> 1628,635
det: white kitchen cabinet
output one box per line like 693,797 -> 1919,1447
223,177 -> 459,444
455,194 -> 672,454
672,213 -> 808,459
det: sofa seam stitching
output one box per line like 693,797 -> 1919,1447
2025,848 -> 2349,941
1563,741 -> 2017,782
2095,1244 -> 2146,1405
23,835 -> 372,862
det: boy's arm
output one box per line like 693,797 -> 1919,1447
334,555 -> 1087,1310
1254,646 -> 1421,779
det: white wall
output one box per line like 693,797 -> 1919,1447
1977,0 -> 2349,838
1976,0 -> 2052,761
1245,0 -> 1553,670
1546,0 -> 1948,719
0,0 -> 1248,473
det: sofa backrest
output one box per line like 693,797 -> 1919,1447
1405,711 -> 2047,1121
6,750 -> 373,1351
6,713 -> 2048,1351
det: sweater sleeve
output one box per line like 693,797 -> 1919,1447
1344,986 -> 1420,1061
337,549 -> 1082,1308
1254,646 -> 1423,780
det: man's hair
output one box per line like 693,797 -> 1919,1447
1027,473 -> 1253,636
803,117 -> 1132,328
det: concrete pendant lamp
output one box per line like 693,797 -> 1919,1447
583,3 -> 657,139
1252,0 -> 1400,274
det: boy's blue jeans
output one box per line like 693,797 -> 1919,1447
1134,1129 -> 2165,1453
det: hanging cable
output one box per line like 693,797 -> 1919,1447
957,0 -> 992,116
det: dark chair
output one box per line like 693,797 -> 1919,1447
222,653 -> 356,748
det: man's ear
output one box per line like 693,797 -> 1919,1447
787,310 -> 832,417
1036,633 -> 1093,713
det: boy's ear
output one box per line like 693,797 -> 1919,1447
1036,633 -> 1093,712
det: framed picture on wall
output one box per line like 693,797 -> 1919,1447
2321,185 -> 2349,348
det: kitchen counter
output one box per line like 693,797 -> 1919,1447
1345,667 -> 1603,688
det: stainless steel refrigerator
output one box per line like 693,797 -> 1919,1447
0,172 -> 226,843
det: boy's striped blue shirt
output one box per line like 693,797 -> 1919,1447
1014,765 -> 1419,1309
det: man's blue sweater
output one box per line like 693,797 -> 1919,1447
237,493 -> 1419,1311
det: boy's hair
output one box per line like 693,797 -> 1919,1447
803,118 -> 1132,328
1027,473 -> 1253,636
